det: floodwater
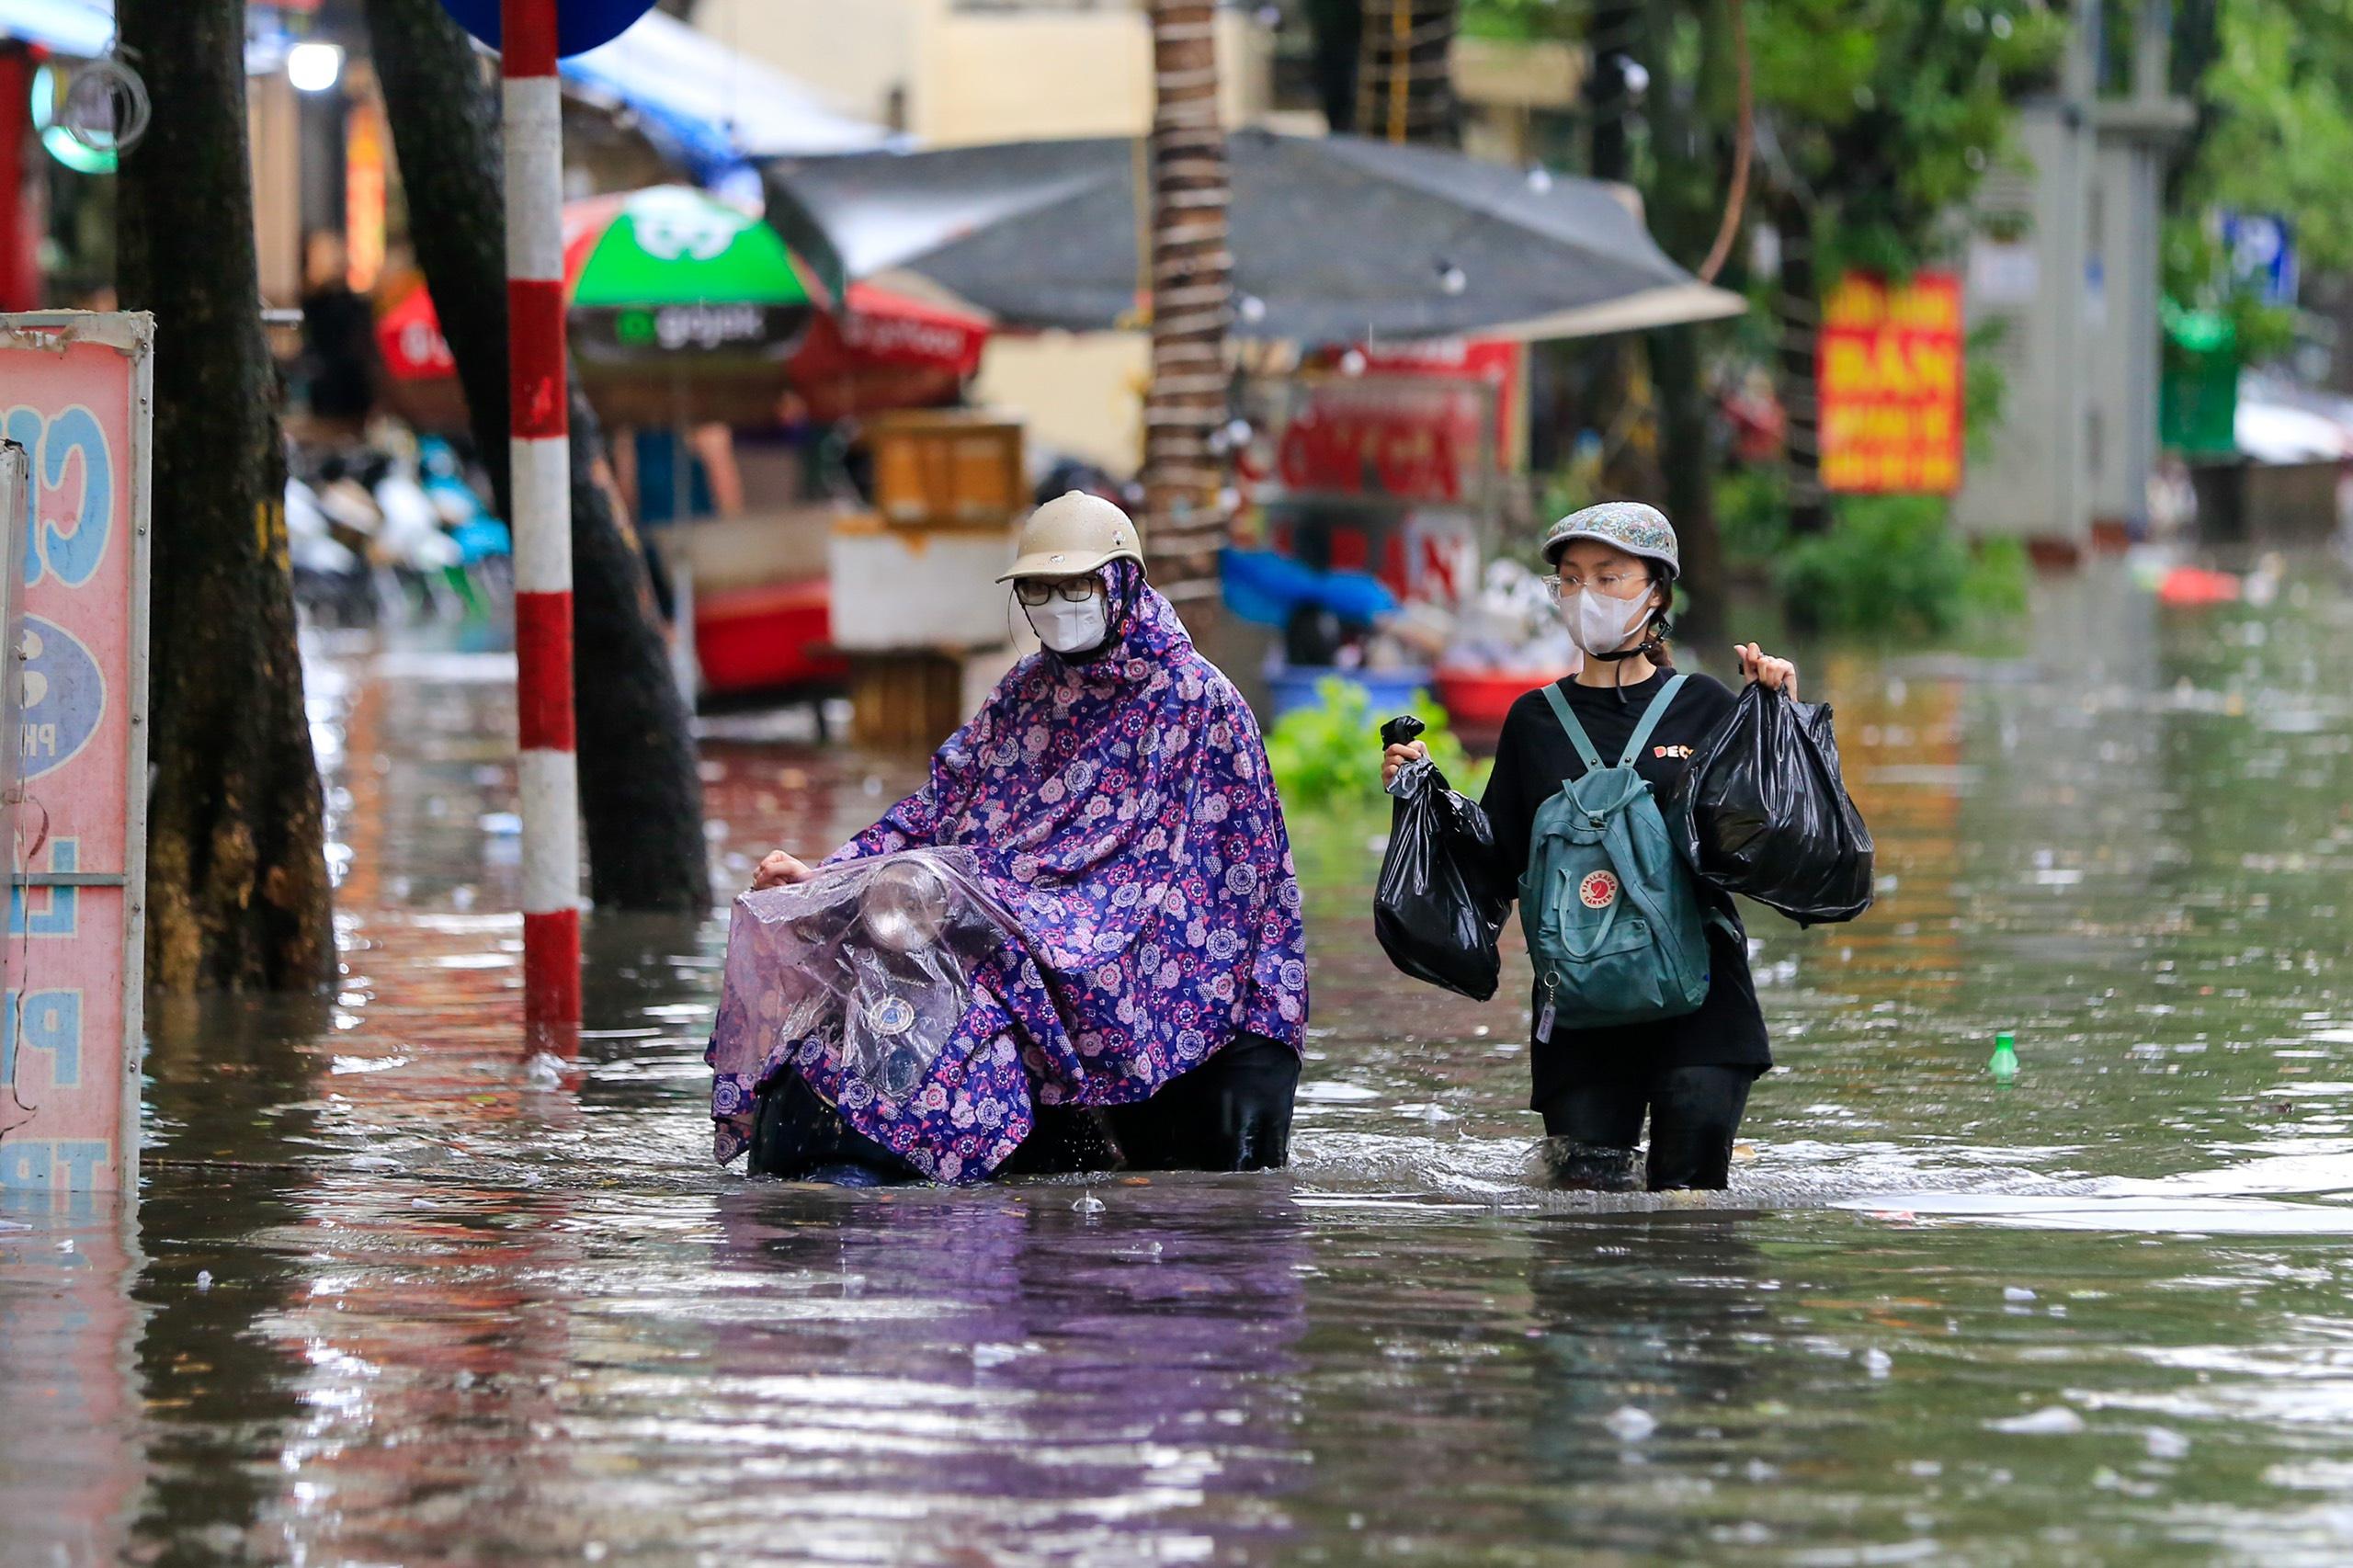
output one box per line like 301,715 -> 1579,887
11,563 -> 2353,1565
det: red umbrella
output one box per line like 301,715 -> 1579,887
787,282 -> 988,422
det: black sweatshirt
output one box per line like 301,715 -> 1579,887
1475,666 -> 1771,1106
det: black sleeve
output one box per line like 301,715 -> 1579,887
1477,699 -> 1538,894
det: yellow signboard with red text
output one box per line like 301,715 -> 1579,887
1820,271 -> 1963,494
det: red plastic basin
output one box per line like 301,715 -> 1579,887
695,577 -> 847,694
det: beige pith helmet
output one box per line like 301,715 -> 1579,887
995,491 -> 1146,583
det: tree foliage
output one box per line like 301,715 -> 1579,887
1452,0 -> 2063,278
1745,0 -> 2066,274
2174,0 -> 2353,276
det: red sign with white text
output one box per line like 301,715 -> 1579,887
1248,374 -> 1497,506
1819,271 -> 1965,494
1345,337 -> 1521,465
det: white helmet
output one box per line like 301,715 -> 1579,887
996,492 -> 1146,583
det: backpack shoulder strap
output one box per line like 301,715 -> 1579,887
1539,682 -> 1605,773
1618,672 -> 1691,767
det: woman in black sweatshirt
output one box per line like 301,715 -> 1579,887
1381,503 -> 1797,1191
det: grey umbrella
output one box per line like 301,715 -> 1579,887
762,129 -> 1743,346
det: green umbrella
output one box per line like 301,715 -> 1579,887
563,186 -> 818,415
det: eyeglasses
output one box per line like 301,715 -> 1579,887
1541,572 -> 1652,600
1014,575 -> 1103,606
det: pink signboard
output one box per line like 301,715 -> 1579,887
0,312 -> 153,1197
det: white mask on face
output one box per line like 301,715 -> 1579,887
1562,585 -> 1654,657
1026,594 -> 1110,654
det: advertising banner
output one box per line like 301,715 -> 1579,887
1819,271 -> 1965,494
0,312 -> 153,1197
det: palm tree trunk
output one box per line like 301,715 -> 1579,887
1142,0 -> 1233,623
1356,0 -> 1458,145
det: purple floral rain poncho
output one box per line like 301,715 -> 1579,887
706,575 -> 1309,1183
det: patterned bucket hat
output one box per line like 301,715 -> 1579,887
1540,501 -> 1680,576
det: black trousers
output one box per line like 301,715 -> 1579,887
1107,1033 -> 1302,1172
747,1033 -> 1302,1181
749,1071 -> 910,1182
1537,1064 -> 1756,1192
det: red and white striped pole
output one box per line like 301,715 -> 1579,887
503,0 -> 581,1046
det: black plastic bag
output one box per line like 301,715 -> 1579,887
1669,684 -> 1875,925
1374,716 -> 1511,999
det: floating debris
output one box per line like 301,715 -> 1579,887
1605,1407 -> 1657,1442
1987,1406 -> 2085,1436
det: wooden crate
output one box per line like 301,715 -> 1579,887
847,650 -> 967,750
870,410 -> 1026,528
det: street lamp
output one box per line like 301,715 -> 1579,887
287,41 -> 344,95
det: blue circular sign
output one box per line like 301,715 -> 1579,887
437,0 -> 657,57
17,615 -> 105,782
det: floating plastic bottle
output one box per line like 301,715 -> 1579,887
1988,1031 -> 2019,1082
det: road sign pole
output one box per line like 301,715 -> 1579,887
503,0 -> 581,1046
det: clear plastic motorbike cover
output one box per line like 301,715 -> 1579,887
712,848 -> 1019,1104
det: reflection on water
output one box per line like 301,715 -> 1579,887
11,563 -> 2353,1563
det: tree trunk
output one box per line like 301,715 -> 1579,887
118,0 -> 333,992
1303,0 -> 1362,132
1771,187 -> 1829,536
364,0 -> 709,912
1643,0 -> 1727,642
1142,0 -> 1233,626
1649,325 -> 1724,640
1587,0 -> 1638,182
1356,0 -> 1458,145
1578,1 -> 1661,510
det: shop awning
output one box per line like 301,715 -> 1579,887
563,11 -> 897,189
766,130 -> 1745,345
3,2 -> 318,74
0,0 -> 112,57
3,4 -> 893,187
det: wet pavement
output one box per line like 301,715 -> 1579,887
12,564 -> 2353,1564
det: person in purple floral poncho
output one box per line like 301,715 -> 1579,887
725,492 -> 1309,1184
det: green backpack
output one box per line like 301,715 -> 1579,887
1518,676 -> 1713,1037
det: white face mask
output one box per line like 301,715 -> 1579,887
1562,585 -> 1654,657
1026,595 -> 1110,654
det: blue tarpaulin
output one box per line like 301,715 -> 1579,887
1222,548 -> 1400,629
